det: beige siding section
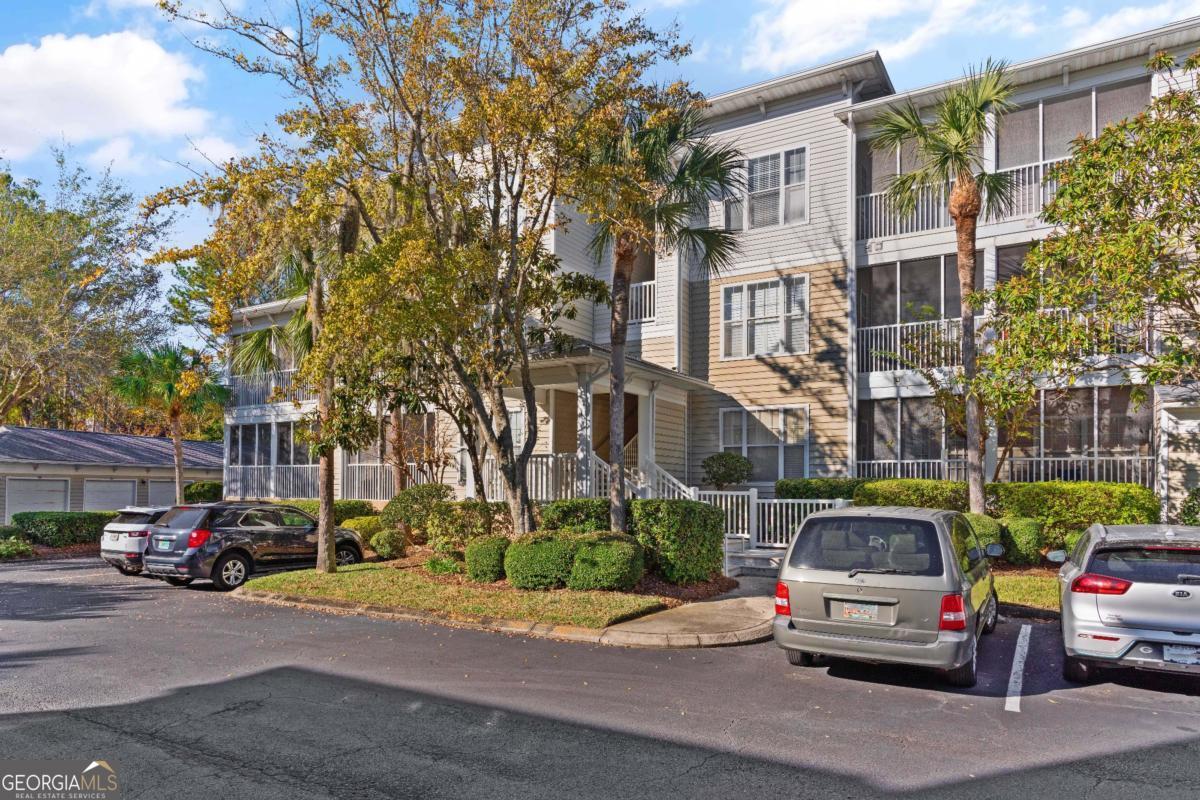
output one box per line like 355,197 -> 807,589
688,260 -> 850,483
626,336 -> 675,369
655,399 -> 687,481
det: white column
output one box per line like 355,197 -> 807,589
639,382 -> 658,476
269,421 -> 279,498
576,369 -> 594,497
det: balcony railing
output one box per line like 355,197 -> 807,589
857,318 -> 962,372
629,280 -> 656,322
857,454 -> 1153,487
224,464 -> 319,499
226,369 -> 316,407
342,462 -> 433,501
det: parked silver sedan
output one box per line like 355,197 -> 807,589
1049,524 -> 1200,683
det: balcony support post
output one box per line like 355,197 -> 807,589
575,368 -> 594,498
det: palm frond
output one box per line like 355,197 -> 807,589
977,169 -> 1016,220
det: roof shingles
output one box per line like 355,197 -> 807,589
0,426 -> 223,469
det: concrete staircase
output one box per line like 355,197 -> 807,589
724,539 -> 786,578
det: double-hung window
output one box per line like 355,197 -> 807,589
724,147 -> 808,230
722,275 -> 809,358
721,407 -> 809,483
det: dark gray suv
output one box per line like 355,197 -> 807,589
142,502 -> 364,590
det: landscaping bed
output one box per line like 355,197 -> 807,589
993,566 -> 1059,613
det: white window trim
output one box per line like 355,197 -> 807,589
724,144 -> 810,231
718,404 -> 810,485
718,273 -> 810,361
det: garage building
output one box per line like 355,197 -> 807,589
0,426 -> 223,523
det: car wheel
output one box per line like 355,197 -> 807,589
786,650 -> 815,667
1062,654 -> 1093,684
982,591 -> 999,635
945,649 -> 978,688
335,544 -> 360,567
212,552 -> 252,591
164,576 -> 193,587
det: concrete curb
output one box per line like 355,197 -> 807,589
234,588 -> 773,649
999,602 -> 1061,622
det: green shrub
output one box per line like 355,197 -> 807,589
701,452 -> 752,489
776,477 -> 874,500
1002,518 -> 1046,566
342,515 -> 383,538
425,500 -> 510,554
288,499 -> 376,525
1064,529 -> 1085,555
465,535 -> 510,583
0,524 -> 22,538
853,479 -> 968,511
370,528 -> 407,560
964,513 -> 1003,548
567,533 -> 644,591
183,481 -> 223,503
986,481 -> 1159,548
540,498 -> 610,533
12,511 -> 117,548
425,556 -> 463,575
379,484 -> 452,537
628,499 -> 723,585
504,532 -> 579,590
1179,486 -> 1200,526
0,535 -> 35,559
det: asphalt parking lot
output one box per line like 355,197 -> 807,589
3,558 -> 1200,799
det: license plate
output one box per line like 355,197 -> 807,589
155,539 -> 172,551
1164,645 -> 1200,665
107,533 -> 119,541
843,602 -> 879,622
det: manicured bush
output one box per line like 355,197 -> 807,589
540,498 -> 610,533
11,511 -> 118,548
0,535 -> 35,559
628,499 -> 723,584
0,524 -> 22,539
567,533 -> 645,591
1002,518 -> 1046,566
986,481 -> 1159,548
964,513 -> 1004,549
183,480 -> 223,503
776,477 -> 874,500
370,527 -> 407,560
465,535 -> 510,583
701,452 -> 753,489
504,532 -> 579,590
288,499 -> 376,525
342,515 -> 383,539
425,500 -> 510,554
853,479 -> 968,511
425,556 -> 463,575
1179,486 -> 1200,526
379,484 -> 452,537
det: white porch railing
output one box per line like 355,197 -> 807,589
857,459 -> 952,480
629,280 -> 656,322
700,488 -> 845,548
224,464 -> 319,499
857,318 -> 962,372
649,464 -> 691,500
342,462 -> 434,501
226,369 -> 315,407
858,455 -> 1154,488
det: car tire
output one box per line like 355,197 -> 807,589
211,552 -> 252,591
786,650 -> 816,667
982,591 -> 999,635
335,544 -> 361,567
1062,654 -> 1093,684
163,576 -> 193,587
945,649 -> 978,688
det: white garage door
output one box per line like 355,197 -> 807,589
148,480 -> 180,507
6,478 -> 69,523
83,479 -> 136,511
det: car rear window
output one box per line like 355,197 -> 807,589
789,517 -> 945,576
1088,547 -> 1200,585
113,512 -> 160,525
154,507 -> 210,529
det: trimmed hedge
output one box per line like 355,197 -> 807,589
183,480 -> 223,503
567,533 -> 645,591
342,515 -> 383,539
853,479 -> 968,511
987,481 -> 1159,548
540,498 -> 609,533
426,500 -> 510,554
465,535 -> 510,583
288,499 -> 376,525
504,532 -> 579,590
1002,518 -> 1046,566
370,527 -> 407,560
777,477 -> 875,500
379,484 -> 452,537
12,511 -> 118,547
1177,486 -> 1200,526
964,513 -> 1003,549
629,499 -> 723,584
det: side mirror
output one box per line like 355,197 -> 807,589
985,543 -> 1005,559
1046,549 -> 1067,564
967,547 -> 982,563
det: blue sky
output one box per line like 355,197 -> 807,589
3,0 -> 1199,323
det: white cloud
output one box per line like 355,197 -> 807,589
0,31 -> 210,161
86,136 -> 156,174
1060,1 -> 1200,49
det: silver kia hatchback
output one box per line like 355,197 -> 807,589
773,507 -> 1004,687
1049,524 -> 1200,683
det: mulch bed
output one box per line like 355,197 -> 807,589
33,543 -> 101,560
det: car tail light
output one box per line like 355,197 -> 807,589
127,530 -> 151,538
1071,573 -> 1132,595
186,529 -> 212,548
774,581 -> 791,616
939,594 -> 967,631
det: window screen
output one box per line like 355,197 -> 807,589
858,263 -> 898,327
1043,388 -> 1093,455
747,154 -> 780,228
857,398 -> 898,461
857,139 -> 896,194
997,105 -> 1040,169
783,148 -> 807,223
1043,93 -> 1092,161
901,397 -> 943,460
1097,78 -> 1151,132
1097,386 -> 1153,455
997,243 -> 1031,285
942,252 -> 984,318
899,258 -> 941,322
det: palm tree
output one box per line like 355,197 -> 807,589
586,95 -> 743,531
870,60 -> 1015,514
112,345 -> 228,504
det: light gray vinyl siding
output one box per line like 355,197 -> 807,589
550,200 -> 598,342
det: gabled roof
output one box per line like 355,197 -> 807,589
706,52 -> 893,118
0,426 -> 223,469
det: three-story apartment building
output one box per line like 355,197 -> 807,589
223,18 -> 1200,518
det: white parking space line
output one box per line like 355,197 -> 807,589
1005,624 -> 1032,713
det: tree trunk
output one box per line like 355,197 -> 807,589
950,181 -> 986,515
608,238 -> 636,532
170,411 -> 185,505
309,266 -> 337,573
